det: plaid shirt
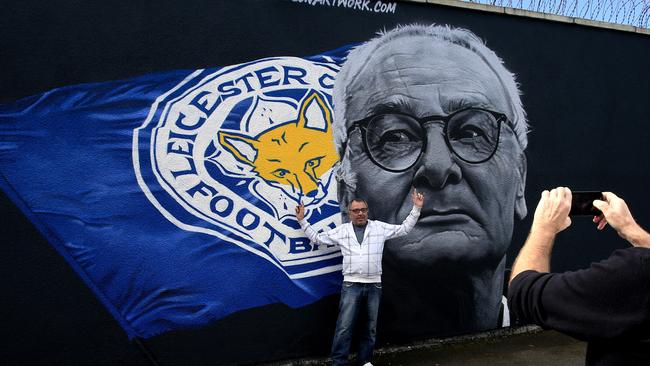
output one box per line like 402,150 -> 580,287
299,206 -> 420,282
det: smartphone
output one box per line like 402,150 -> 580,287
570,191 -> 603,216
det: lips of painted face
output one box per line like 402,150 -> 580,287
342,36 -> 526,267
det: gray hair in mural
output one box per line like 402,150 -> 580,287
332,24 -> 529,338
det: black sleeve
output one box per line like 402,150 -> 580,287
508,248 -> 650,341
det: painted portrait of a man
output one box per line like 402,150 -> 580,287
332,24 -> 529,339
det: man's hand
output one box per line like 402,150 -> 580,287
295,202 -> 305,221
531,187 -> 572,236
411,188 -> 424,208
593,192 -> 650,247
592,192 -> 633,231
510,187 -> 571,284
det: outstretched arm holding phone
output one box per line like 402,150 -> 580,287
509,187 -> 572,283
507,188 -> 650,365
510,188 -> 650,284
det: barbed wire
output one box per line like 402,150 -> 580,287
461,0 -> 650,28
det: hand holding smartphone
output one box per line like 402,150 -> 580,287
570,191 -> 603,216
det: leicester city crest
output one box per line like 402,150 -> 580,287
133,56 -> 344,278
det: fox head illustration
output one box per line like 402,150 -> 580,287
218,91 -> 339,204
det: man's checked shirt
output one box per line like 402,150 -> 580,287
299,206 -> 420,283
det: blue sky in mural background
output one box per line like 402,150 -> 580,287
0,46 -> 351,338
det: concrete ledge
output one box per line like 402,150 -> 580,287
432,0 -> 497,12
637,27 -> 650,35
398,0 -> 649,36
573,17 -> 637,32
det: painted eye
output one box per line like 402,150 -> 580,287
272,169 -> 290,178
378,129 -> 418,145
453,125 -> 486,140
305,157 -> 323,169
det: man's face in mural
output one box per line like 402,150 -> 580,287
341,35 -> 527,268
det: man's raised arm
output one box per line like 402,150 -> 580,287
295,202 -> 340,246
509,187 -> 572,284
384,188 -> 424,240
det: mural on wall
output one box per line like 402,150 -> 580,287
0,22 -> 527,340
332,25 -> 529,338
0,52 -> 349,339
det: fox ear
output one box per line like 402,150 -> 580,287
218,131 -> 258,165
298,90 -> 332,132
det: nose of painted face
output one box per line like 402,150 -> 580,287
413,124 -> 463,191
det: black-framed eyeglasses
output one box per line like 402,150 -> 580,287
346,107 -> 510,172
349,208 -> 368,214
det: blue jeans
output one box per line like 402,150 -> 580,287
331,281 -> 382,366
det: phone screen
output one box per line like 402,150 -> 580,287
570,191 -> 603,216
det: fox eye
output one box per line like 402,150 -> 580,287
272,168 -> 290,178
305,156 -> 323,170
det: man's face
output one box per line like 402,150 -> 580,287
341,36 -> 526,268
348,200 -> 369,227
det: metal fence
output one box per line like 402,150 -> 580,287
461,0 -> 650,28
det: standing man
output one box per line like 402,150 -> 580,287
508,187 -> 650,365
296,189 -> 424,366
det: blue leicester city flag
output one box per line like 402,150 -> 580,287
0,47 -> 351,338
